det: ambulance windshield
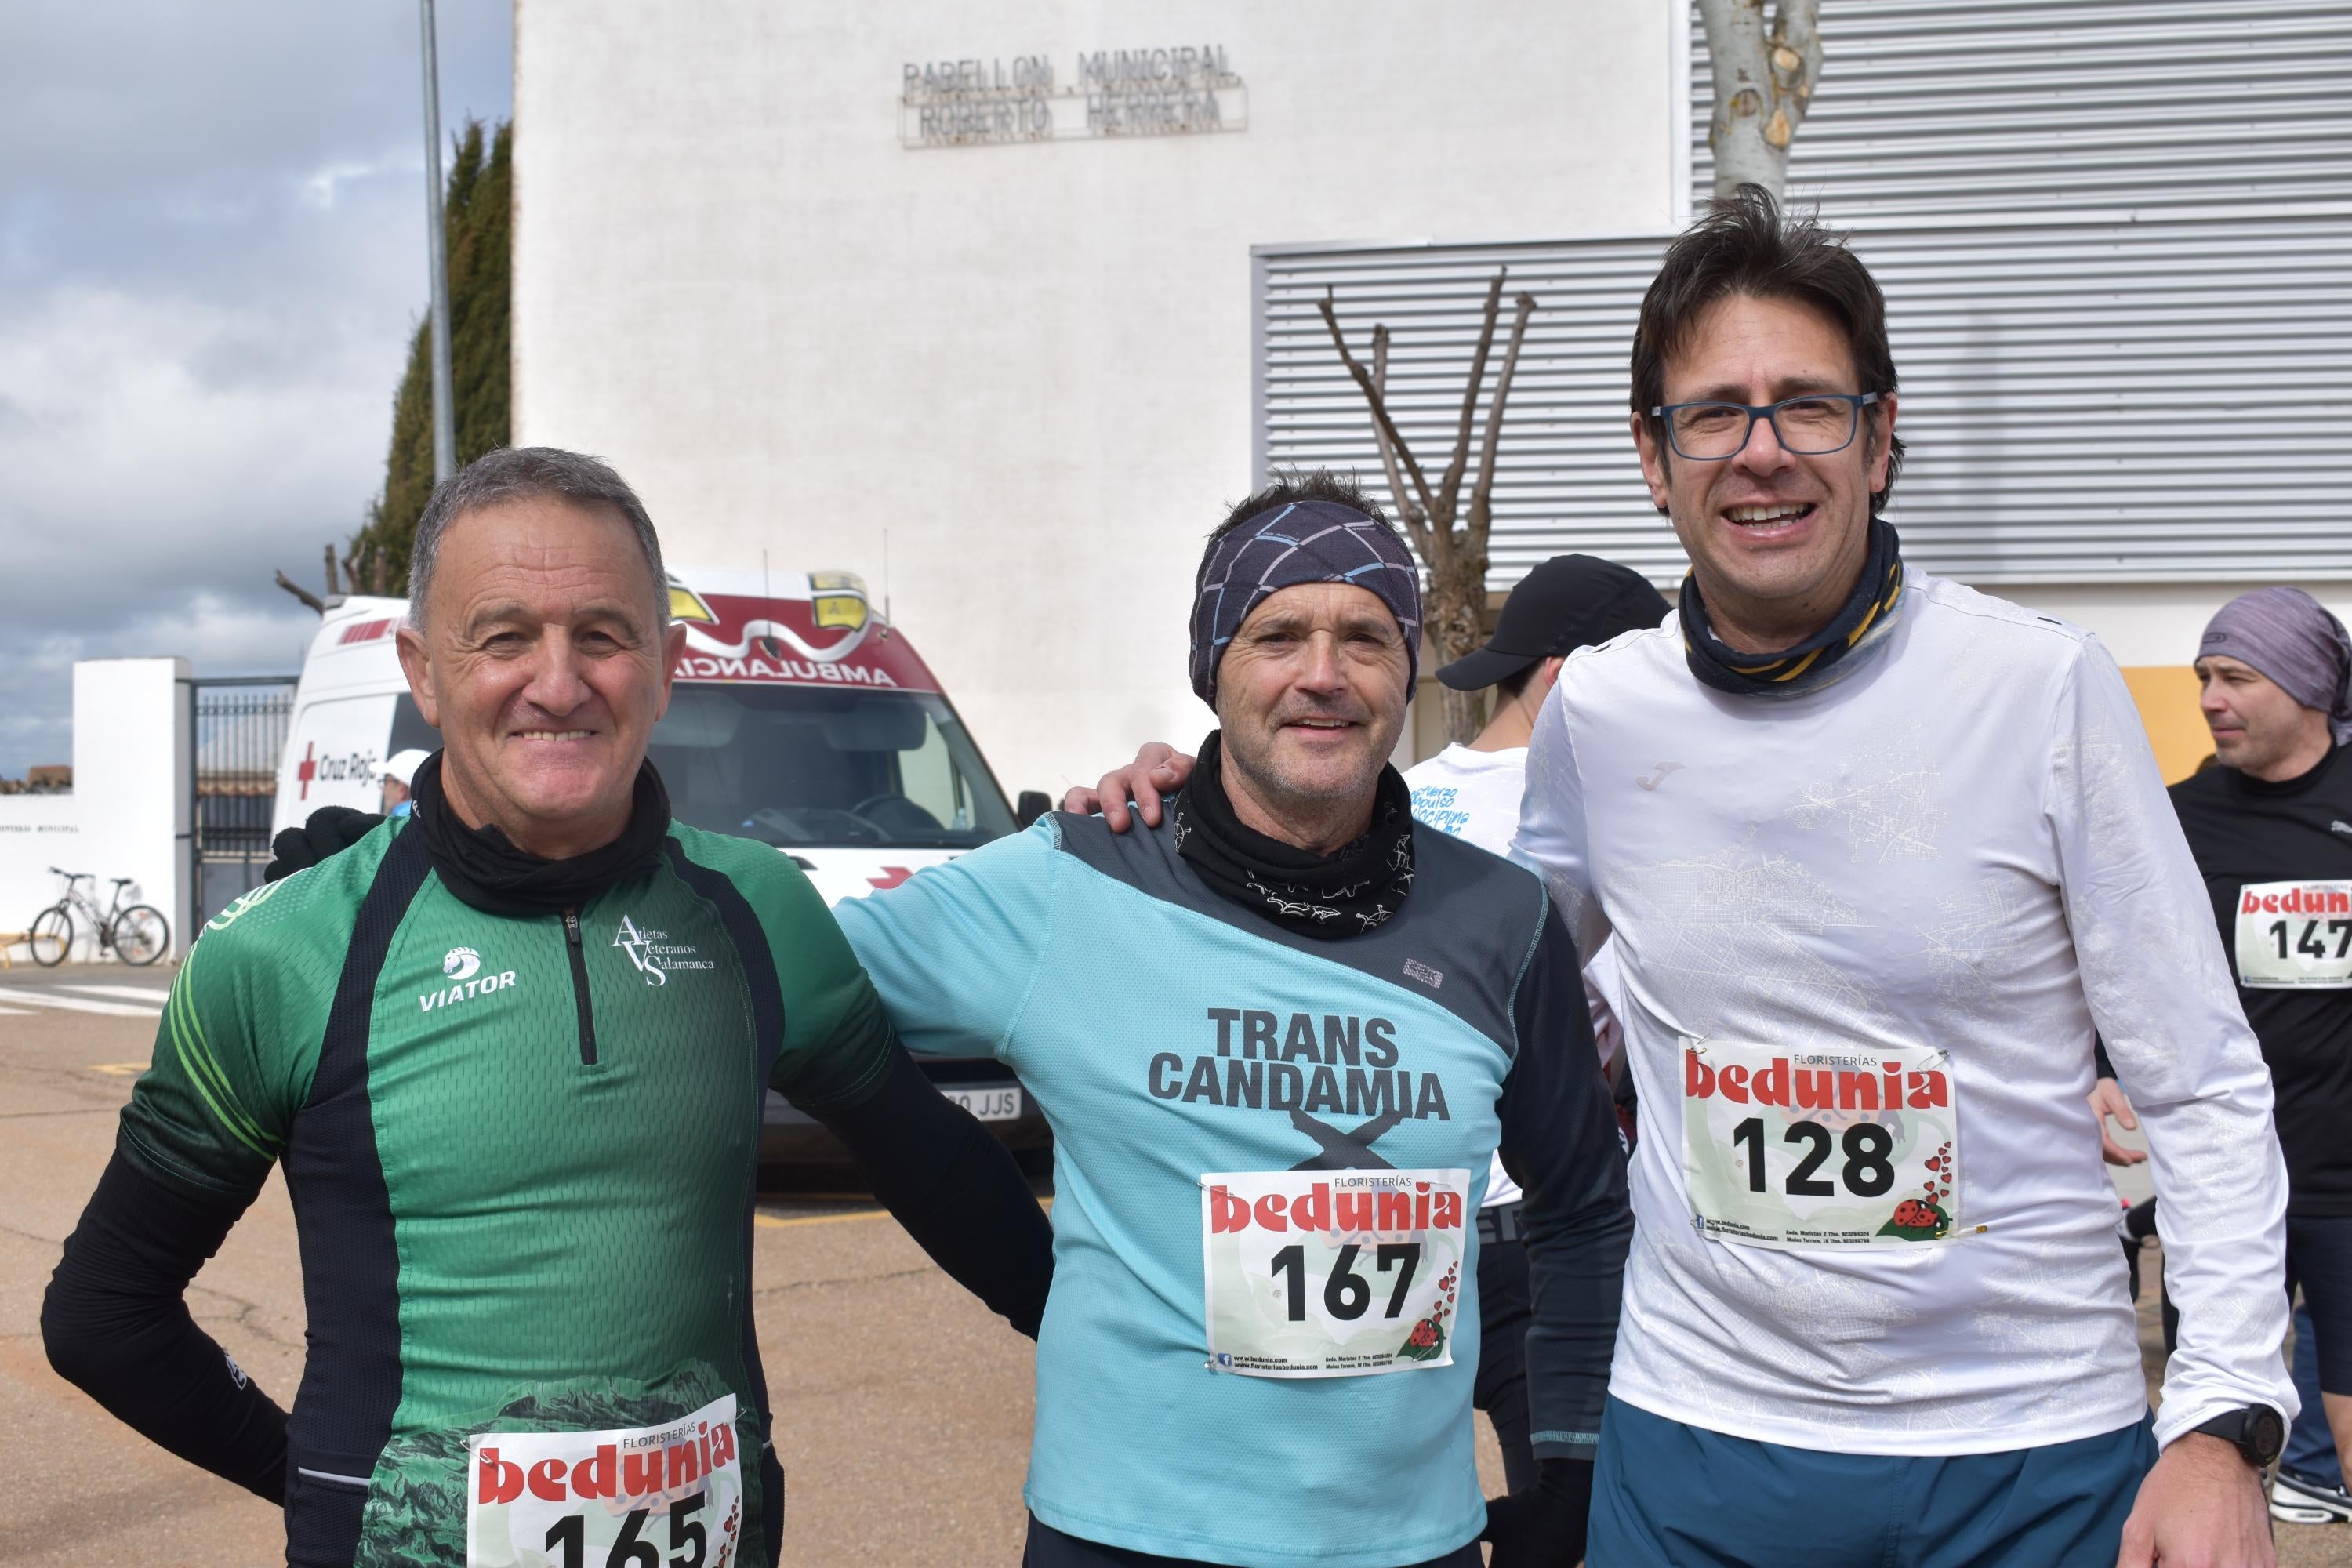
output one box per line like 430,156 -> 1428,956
647,684 -> 1016,849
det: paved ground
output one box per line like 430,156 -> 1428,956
0,960 -> 2343,1566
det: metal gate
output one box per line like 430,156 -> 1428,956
189,677 -> 297,928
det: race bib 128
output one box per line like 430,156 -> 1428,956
466,1393 -> 743,1568
2234,881 -> 2352,989
1200,1169 -> 1471,1377
1682,1039 -> 1959,1250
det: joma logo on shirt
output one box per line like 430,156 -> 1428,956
1146,1008 -> 1453,1122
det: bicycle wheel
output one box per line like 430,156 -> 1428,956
27,906 -> 71,967
111,906 -> 170,967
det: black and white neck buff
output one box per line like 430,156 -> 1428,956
1679,516 -> 1906,699
1172,732 -> 1417,940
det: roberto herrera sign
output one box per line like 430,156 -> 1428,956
901,45 -> 1245,148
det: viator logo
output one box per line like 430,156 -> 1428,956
444,946 -> 481,982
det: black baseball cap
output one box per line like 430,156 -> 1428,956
1436,554 -> 1671,691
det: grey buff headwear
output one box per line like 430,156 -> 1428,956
2201,586 -> 2352,744
1189,500 -> 1423,708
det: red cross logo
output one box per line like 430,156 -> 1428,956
867,866 -> 913,891
296,742 -> 317,800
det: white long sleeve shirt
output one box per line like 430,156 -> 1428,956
1512,572 -> 2292,1455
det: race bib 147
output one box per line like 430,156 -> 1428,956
2234,881 -> 2352,989
466,1393 -> 743,1568
1682,1040 -> 1960,1250
1200,1169 -> 1471,1377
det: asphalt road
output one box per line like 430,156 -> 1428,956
0,960 -> 2339,1566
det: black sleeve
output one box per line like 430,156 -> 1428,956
1496,900 -> 1634,1463
804,1046 -> 1055,1337
41,1149 -> 287,1502
2093,1034 -> 2116,1080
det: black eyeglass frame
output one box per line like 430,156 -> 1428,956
1647,391 -> 1885,461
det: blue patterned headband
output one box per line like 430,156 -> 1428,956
1189,500 -> 1423,708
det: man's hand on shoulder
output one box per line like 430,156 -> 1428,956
2117,1432 -> 2274,1568
266,807 -> 383,883
1059,743 -> 1195,832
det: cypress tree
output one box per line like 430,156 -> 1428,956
352,119 -> 512,590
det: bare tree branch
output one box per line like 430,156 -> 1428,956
1369,325 -> 1435,562
274,570 -> 327,615
1435,272 -> 1505,528
1318,289 -> 1439,525
1700,0 -> 1824,198
1465,291 -> 1539,553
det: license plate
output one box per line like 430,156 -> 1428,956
946,1085 -> 1022,1122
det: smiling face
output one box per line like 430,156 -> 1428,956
1213,583 -> 1410,849
395,494 -> 687,858
2198,654 -> 2332,780
1632,292 -> 1896,651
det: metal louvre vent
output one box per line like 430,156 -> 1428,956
1255,206 -> 2352,585
1692,0 -> 2352,219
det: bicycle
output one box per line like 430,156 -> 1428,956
28,868 -> 170,967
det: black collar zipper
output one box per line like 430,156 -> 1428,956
562,908 -> 598,1066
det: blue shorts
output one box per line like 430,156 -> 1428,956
1588,1396 -> 2158,1568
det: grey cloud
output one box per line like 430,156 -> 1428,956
0,0 -> 510,776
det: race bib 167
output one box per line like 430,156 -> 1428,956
2235,881 -> 2352,989
1200,1169 -> 1471,1378
1682,1039 -> 1961,1251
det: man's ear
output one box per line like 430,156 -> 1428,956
1536,655 -> 1568,697
653,622 -> 687,720
1867,391 -> 1900,496
395,626 -> 439,729
1630,412 -> 1671,514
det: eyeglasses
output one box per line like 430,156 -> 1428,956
1649,392 -> 1883,461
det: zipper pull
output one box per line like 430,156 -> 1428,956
564,908 -> 581,946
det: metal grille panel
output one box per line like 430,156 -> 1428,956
1256,207 -> 2352,585
1691,0 -> 2352,218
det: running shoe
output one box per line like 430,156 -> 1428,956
2271,1468 -> 2352,1525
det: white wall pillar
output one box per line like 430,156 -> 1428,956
71,658 -> 192,958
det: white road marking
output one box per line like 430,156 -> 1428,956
59,983 -> 175,1004
0,988 -> 164,1018
0,1006 -> 31,1016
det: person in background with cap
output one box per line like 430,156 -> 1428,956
379,748 -> 430,818
1401,554 -> 1667,1499
841,471 -> 1630,1568
2088,586 -> 2352,1526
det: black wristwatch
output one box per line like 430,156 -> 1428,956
2192,1406 -> 2286,1468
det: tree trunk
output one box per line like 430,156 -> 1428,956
1700,0 -> 1824,200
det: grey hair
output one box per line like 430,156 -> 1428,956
405,446 -> 668,629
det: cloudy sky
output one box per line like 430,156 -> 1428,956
0,2 -> 512,777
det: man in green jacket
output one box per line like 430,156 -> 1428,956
42,448 -> 1052,1568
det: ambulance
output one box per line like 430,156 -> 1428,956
273,566 -> 1051,1168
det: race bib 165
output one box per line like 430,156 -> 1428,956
466,1393 -> 743,1568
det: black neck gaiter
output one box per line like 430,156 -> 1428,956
1174,731 -> 1417,939
1680,516 -> 1905,697
410,750 -> 673,916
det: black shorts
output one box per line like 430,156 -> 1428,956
2288,1213 -> 2352,1396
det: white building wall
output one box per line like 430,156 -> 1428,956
513,2 -> 1679,796
0,658 -> 190,964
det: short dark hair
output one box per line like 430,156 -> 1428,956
1494,659 -> 1540,701
1631,184 -> 1904,514
1214,470 -> 1396,542
407,446 -> 667,629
